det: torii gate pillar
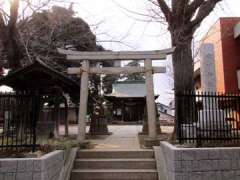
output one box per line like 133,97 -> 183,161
145,59 -> 157,139
78,60 -> 89,142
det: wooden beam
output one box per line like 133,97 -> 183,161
67,66 -> 166,75
57,48 -> 175,61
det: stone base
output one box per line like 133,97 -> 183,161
87,132 -> 113,136
197,110 -> 232,138
141,119 -> 161,135
181,123 -> 197,141
89,118 -> 110,135
143,138 -> 160,148
198,110 -> 229,130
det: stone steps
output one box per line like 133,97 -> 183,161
71,169 -> 158,180
76,150 -> 154,159
74,158 -> 156,169
71,150 -> 158,180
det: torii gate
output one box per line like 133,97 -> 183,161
58,48 -> 174,143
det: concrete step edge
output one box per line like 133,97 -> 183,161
75,158 -> 156,162
77,151 -> 154,157
71,169 -> 158,173
77,149 -> 154,152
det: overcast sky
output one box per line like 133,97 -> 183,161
1,0 -> 240,105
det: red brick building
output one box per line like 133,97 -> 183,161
194,17 -> 240,93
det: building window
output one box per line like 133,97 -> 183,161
238,69 -> 240,90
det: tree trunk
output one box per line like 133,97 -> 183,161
6,32 -> 22,70
171,32 -> 195,140
172,40 -> 194,92
0,0 -> 22,70
0,27 -> 22,70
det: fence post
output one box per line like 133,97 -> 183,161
175,92 -> 182,144
32,91 -> 40,152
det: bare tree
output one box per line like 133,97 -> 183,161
148,0 -> 223,138
151,0 -> 222,92
0,0 -> 66,70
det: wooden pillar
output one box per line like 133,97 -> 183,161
78,60 -> 89,142
144,59 -> 157,139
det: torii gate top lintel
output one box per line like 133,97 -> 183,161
57,48 -> 175,61
58,48 -> 174,143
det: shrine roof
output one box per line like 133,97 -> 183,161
104,80 -> 158,98
0,59 -> 79,95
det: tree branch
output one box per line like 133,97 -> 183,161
8,0 -> 19,31
190,0 -> 222,29
172,0 -> 189,17
0,13 -> 7,41
187,0 -> 205,15
156,0 -> 172,23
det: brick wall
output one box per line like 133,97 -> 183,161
0,150 -> 64,180
160,141 -> 240,180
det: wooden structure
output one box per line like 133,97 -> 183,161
0,59 -> 80,137
0,60 -> 79,94
105,80 -> 158,122
58,48 -> 174,142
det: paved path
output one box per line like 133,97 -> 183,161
88,125 -> 142,149
60,125 -> 173,150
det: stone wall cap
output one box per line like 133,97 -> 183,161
160,141 -> 240,151
0,150 -> 63,161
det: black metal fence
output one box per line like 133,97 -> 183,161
176,91 -> 240,146
0,92 -> 40,151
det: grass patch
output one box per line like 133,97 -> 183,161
0,135 -> 95,158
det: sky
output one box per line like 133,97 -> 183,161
1,0 -> 240,105
68,0 -> 240,105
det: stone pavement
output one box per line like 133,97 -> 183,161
60,125 -> 173,150
88,125 -> 141,149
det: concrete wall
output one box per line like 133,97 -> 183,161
160,141 -> 240,180
0,150 -> 64,180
